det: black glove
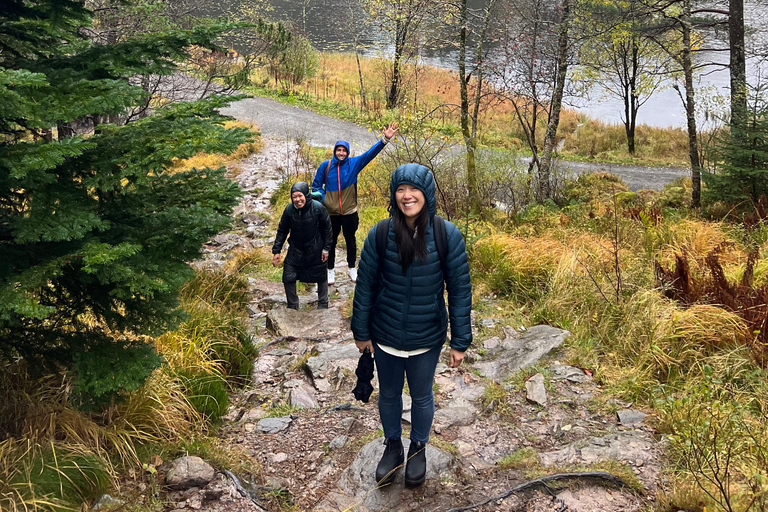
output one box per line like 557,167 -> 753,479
352,347 -> 375,403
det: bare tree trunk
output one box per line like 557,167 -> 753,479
729,0 -> 747,131
626,37 -> 639,155
458,0 -> 479,212
355,51 -> 367,110
538,0 -> 570,200
387,19 -> 406,109
682,0 -> 701,207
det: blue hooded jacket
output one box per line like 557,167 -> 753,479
351,164 -> 473,351
311,139 -> 386,215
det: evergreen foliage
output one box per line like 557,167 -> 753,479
704,99 -> 768,204
0,0 -> 250,406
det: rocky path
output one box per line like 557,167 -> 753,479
162,136 -> 665,512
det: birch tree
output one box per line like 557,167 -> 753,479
577,0 -> 670,154
361,0 -> 439,108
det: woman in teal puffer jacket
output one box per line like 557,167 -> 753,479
351,163 -> 472,488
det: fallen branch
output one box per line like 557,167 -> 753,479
444,471 -> 632,512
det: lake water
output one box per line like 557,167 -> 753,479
198,0 -> 767,129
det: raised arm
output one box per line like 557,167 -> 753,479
349,123 -> 399,175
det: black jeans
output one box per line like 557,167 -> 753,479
284,280 -> 328,309
328,212 -> 359,270
373,343 -> 442,443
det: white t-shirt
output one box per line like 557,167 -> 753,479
377,344 -> 430,358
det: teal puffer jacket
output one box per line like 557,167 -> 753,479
351,164 -> 473,351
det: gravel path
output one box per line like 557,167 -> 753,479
220,95 -> 689,192
555,160 -> 689,192
220,97 -> 380,155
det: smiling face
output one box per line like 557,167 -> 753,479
395,184 -> 425,226
291,191 -> 306,209
334,145 -> 348,161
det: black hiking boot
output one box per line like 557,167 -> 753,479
404,441 -> 426,487
375,438 -> 404,486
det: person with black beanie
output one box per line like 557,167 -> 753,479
272,182 -> 333,309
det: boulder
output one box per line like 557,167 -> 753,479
539,431 -> 657,468
329,435 -> 348,451
288,385 -> 318,409
433,406 -> 477,430
267,308 -> 346,338
305,343 -> 361,380
166,456 -> 215,490
473,325 -> 570,383
551,364 -> 592,383
257,416 -> 292,434
315,438 -> 456,512
617,409 -> 647,425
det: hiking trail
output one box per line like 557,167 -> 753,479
157,136 -> 665,512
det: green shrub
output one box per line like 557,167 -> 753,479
656,370 -> 768,511
179,371 -> 229,423
178,301 -> 256,384
2,442 -> 110,512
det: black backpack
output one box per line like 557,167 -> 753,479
375,215 -> 449,277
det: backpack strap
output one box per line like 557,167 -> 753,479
375,217 -> 391,276
322,159 -> 331,187
433,215 -> 449,279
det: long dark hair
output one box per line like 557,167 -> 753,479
392,203 -> 429,273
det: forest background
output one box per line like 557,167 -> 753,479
2,0 -> 768,511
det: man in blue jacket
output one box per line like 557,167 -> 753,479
312,122 -> 397,284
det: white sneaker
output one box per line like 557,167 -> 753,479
348,268 -> 357,282
327,269 -> 335,285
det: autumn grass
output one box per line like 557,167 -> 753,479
248,51 -> 692,166
497,448 -> 539,471
464,175 -> 768,509
560,118 -> 691,165
168,120 -> 264,176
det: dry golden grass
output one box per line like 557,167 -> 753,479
168,120 -> 263,175
561,119 -> 690,164
0,439 -> 111,512
254,51 -> 690,161
474,234 -> 566,274
14,372 -> 199,465
155,329 -> 225,377
655,219 -> 735,271
224,246 -> 271,274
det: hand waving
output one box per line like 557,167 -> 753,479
383,122 -> 398,140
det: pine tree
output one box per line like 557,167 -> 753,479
704,99 -> 768,204
0,0 -> 250,408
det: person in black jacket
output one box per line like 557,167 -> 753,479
351,164 -> 472,488
272,182 -> 333,309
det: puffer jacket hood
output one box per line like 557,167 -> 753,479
290,181 -> 311,209
332,141 -> 351,162
389,163 -> 437,219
